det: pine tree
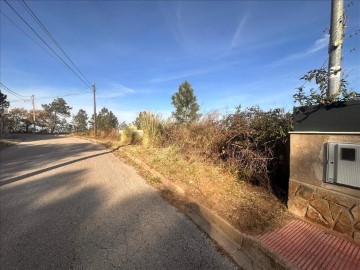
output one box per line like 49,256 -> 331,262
171,81 -> 200,124
42,98 -> 72,133
90,107 -> 119,131
0,91 -> 9,110
72,109 -> 88,132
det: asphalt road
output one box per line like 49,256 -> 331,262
0,135 -> 237,270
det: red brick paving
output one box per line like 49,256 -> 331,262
258,220 -> 360,270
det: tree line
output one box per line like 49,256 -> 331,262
6,97 -> 119,134
3,79 -> 198,134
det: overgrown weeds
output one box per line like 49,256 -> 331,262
134,107 -> 292,195
77,106 -> 292,197
138,112 -> 164,146
73,105 -> 294,233
119,144 -> 291,234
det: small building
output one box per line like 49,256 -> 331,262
288,101 -> 360,244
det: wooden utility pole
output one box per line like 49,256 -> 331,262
93,83 -> 97,137
327,0 -> 344,97
31,94 -> 36,132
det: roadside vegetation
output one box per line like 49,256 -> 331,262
73,80 -> 294,235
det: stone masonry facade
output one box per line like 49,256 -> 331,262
288,179 -> 360,244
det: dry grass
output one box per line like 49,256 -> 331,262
118,144 -> 292,235
74,133 -> 293,235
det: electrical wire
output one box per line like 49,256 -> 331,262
8,91 -> 92,103
1,80 -> 91,105
0,83 -> 31,101
7,100 -> 32,103
3,0 -> 92,90
0,11 -> 65,67
20,0 -> 92,86
34,91 -> 92,101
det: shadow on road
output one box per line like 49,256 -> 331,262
0,150 -> 113,187
0,136 -> 106,181
0,167 -> 235,269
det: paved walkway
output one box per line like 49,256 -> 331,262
258,219 -> 360,270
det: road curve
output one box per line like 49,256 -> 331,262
0,135 -> 237,270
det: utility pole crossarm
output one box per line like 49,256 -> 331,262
327,0 -> 345,97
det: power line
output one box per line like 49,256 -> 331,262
35,91 -> 92,101
8,91 -> 92,102
0,11 -> 67,68
19,0 -> 92,86
0,83 -> 31,101
7,99 -> 32,103
1,82 -> 91,104
8,90 -> 92,103
3,0 -> 92,90
0,88 -> 29,101
9,91 -> 92,105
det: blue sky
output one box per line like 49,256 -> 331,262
1,0 -> 359,123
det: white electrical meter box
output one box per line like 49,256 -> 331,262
326,142 -> 360,188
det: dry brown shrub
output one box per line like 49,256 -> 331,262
173,110 -> 289,191
121,127 -> 142,145
96,128 -> 121,140
161,112 -> 227,159
135,107 -> 292,193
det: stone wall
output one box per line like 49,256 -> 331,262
288,180 -> 360,244
288,133 -> 360,244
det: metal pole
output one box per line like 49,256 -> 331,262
93,83 -> 97,137
32,94 -> 36,132
327,0 -> 344,97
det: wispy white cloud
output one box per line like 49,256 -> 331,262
175,6 -> 187,45
148,61 -> 241,84
159,3 -> 191,51
272,34 -> 329,66
230,13 -> 249,49
97,83 -> 136,99
308,34 -> 329,53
